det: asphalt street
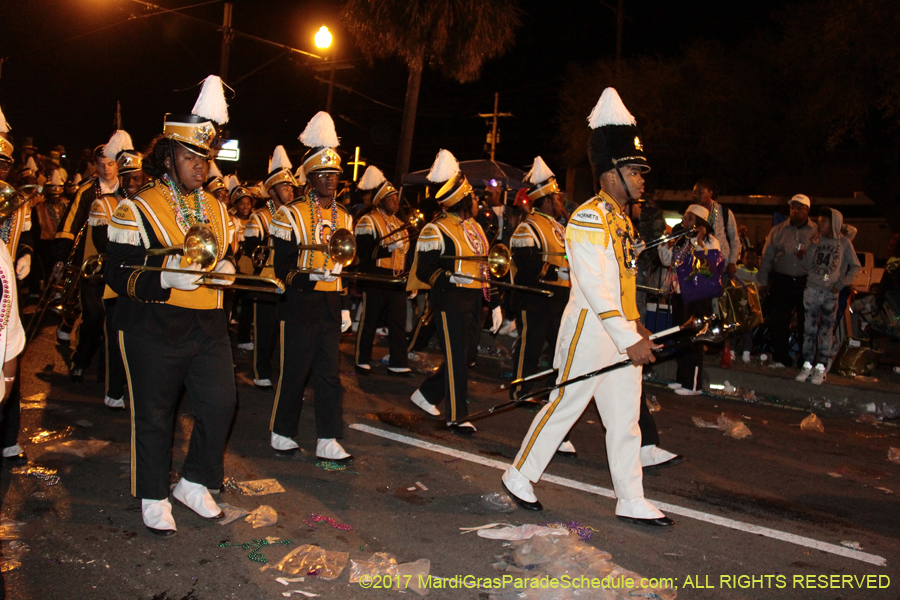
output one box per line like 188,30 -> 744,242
1,319 -> 897,600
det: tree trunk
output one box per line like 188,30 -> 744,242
394,52 -> 423,183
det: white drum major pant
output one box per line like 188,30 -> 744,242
511,306 -> 644,500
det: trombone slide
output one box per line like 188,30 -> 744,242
123,265 -> 286,294
445,271 -> 553,297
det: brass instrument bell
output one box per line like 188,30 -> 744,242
0,181 -> 35,218
445,243 -> 511,278
146,223 -> 219,269
296,228 -> 357,267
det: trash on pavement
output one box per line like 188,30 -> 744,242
11,465 -> 60,486
282,592 -> 319,598
29,426 -> 75,444
408,352 -> 440,374
217,503 -> 251,525
223,478 -> 285,495
841,541 -> 863,550
645,394 -> 661,413
394,559 -> 431,595
691,416 -> 719,429
246,505 -> 278,528
0,519 -> 24,539
889,447 -> 900,465
0,540 -> 28,573
543,521 -> 600,541
718,414 -> 752,439
305,513 -> 353,531
316,460 -> 356,472
460,523 -> 511,534
477,524 -> 569,541
349,552 -> 399,583
276,577 -> 306,586
42,439 -> 111,457
481,492 -> 516,513
800,413 -> 825,433
220,538 -> 293,564
488,532 -> 676,600
262,544 -> 349,580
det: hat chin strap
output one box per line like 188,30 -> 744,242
614,166 -> 637,205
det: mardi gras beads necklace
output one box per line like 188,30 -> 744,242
307,189 -> 338,269
378,207 -> 406,276
0,210 -> 16,245
452,213 -> 490,301
161,173 -> 211,232
605,201 -> 638,275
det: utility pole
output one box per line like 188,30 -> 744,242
116,101 -> 122,130
478,92 -> 513,161
219,2 -> 233,82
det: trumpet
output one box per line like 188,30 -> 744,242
82,254 -> 105,284
634,226 -> 698,252
0,180 -> 37,219
372,209 -> 425,245
442,244 -> 553,297
251,236 -> 274,271
127,224 -> 286,293
291,228 -> 407,284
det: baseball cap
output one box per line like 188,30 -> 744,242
789,194 -> 811,207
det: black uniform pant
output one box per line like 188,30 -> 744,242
0,375 -> 21,449
511,294 -> 567,396
673,294 -> 713,389
72,282 -> 105,369
253,297 -> 279,381
120,326 -> 236,500
407,295 -> 435,352
355,287 -> 409,368
638,392 -> 660,448
271,293 -> 343,439
103,298 -> 127,401
418,306 -> 481,423
767,272 -> 807,367
236,291 -> 253,344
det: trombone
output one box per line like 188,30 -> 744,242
126,224 -> 286,293
441,244 -> 554,297
635,226 -> 698,252
371,209 -> 425,245
291,228 -> 408,284
0,181 -> 37,218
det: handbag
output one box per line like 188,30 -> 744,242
675,247 -> 725,303
720,278 -> 764,331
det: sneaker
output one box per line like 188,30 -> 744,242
411,389 -> 441,417
447,421 -> 477,435
104,396 -> 126,410
237,342 -> 253,351
742,351 -> 751,363
253,378 -> 273,388
795,362 -> 813,382
810,363 -> 827,385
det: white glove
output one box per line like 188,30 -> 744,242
449,273 -> 474,285
209,259 -> 235,286
341,310 -> 352,332
408,290 -> 418,300
387,241 -> 404,252
490,306 -> 503,334
159,255 -> 202,291
557,267 -> 569,281
15,255 -> 30,280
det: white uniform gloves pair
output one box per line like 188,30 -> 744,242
309,262 -> 342,282
449,274 -> 503,334
15,255 -> 30,280
159,255 -> 235,291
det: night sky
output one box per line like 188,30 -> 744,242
0,0 -> 787,182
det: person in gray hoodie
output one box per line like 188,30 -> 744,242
795,206 -> 861,384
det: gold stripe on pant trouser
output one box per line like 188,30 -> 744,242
515,311 -> 528,382
441,312 -> 457,423
354,292 -> 367,365
513,308 -> 645,500
119,330 -> 137,497
269,321 -> 286,432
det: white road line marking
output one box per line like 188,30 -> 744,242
350,423 -> 887,567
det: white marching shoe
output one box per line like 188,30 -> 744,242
236,342 -> 253,351
501,466 -> 542,511
557,440 -> 577,455
254,378 -> 273,388
640,445 -> 683,468
616,497 -> 673,527
104,396 -> 125,409
410,389 -> 441,417
316,438 -> 353,463
172,478 -> 223,519
271,432 -> 299,454
142,498 -> 177,536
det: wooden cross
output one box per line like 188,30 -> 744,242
347,146 -> 366,181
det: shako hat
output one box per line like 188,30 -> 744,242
298,112 -> 341,174
264,145 -> 298,191
357,165 -> 397,206
427,149 -> 471,208
104,130 -> 142,174
524,156 -> 560,203
163,75 -> 229,158
587,88 -> 649,180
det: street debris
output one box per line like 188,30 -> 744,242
349,552 -> 398,583
42,439 -> 110,457
223,477 -> 285,495
827,472 -> 842,478
841,541 -> 863,550
874,487 -> 893,494
246,505 -> 278,528
488,531 -> 676,600
889,447 -> 900,465
220,538 -> 293,564
262,544 -> 349,580
415,481 -> 428,491
691,416 -> 719,429
305,513 -> 353,531
800,413 -> 825,433
481,492 -> 517,513
475,524 -> 569,541
0,519 -> 24,539
543,521 -> 601,541
11,465 -> 60,486
276,577 -> 306,586
0,540 -> 28,573
316,460 -> 356,472
29,426 -> 74,444
282,592 -> 319,598
645,394 -> 661,413
407,351 -> 440,374
692,414 -> 752,439
460,523 -> 512,534
217,503 -> 251,525
394,559 -> 431,595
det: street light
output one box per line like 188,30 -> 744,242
315,26 -> 332,49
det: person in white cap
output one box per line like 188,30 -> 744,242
658,204 -> 720,395
501,88 -> 672,526
757,194 -> 816,368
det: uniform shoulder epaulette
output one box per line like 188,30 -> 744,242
77,176 -> 97,191
416,222 -> 444,253
431,212 -> 448,224
566,199 -> 609,247
134,180 -> 156,196
109,200 -> 145,247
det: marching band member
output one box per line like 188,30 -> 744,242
408,150 -> 502,435
229,180 -> 257,350
242,146 -> 297,387
106,76 -> 236,536
204,160 -> 229,205
268,112 -> 353,462
87,130 -> 147,409
0,105 -> 12,184
353,165 -> 411,375
501,89 -> 672,526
